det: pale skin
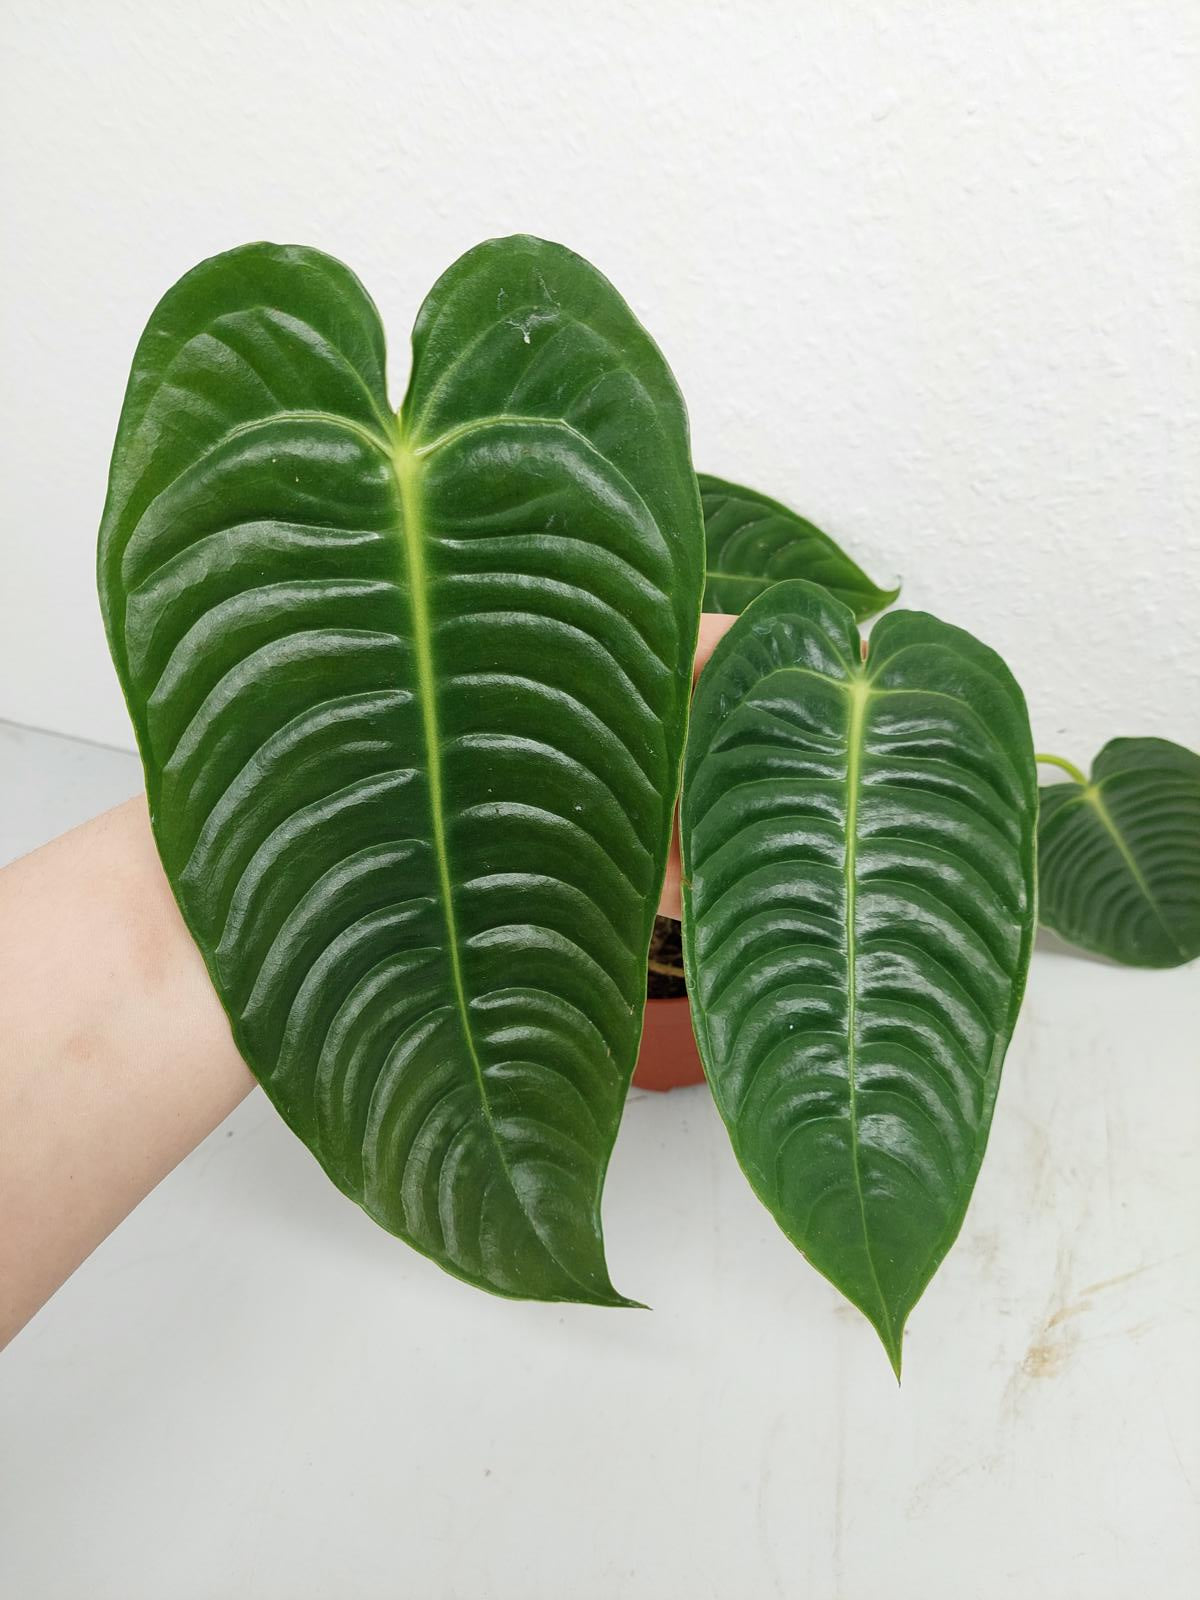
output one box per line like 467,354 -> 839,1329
0,614 -> 734,1347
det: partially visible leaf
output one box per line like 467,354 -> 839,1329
98,236 -> 705,1304
1039,738 -> 1200,968
680,580 -> 1036,1371
698,473 -> 898,619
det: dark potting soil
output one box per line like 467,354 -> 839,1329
647,915 -> 687,999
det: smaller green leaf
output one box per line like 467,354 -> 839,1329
681,580 -> 1036,1373
1038,738 -> 1200,968
698,473 -> 898,619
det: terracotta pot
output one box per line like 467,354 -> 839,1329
632,996 -> 706,1091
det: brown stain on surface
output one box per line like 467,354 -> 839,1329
1045,1299 -> 1093,1330
1019,1258 -> 1159,1383
1078,1264 -> 1152,1298
1021,1325 -> 1079,1380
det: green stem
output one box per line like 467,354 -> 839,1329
1035,751 -> 1089,786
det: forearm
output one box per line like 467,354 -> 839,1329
0,616 -> 734,1346
0,797 -> 253,1347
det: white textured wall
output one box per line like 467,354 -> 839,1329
2,0 -> 1197,761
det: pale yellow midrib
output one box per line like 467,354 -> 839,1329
1086,785 -> 1183,954
843,674 -> 894,1347
390,430 -> 596,1294
391,439 -> 498,1133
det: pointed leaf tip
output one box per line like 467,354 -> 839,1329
697,473 -> 898,621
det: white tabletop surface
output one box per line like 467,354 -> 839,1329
1,717 -> 1197,1599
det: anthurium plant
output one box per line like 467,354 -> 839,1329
97,235 -> 1199,1372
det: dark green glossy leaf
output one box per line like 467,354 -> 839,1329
1038,739 -> 1200,968
98,236 -> 704,1303
680,580 -> 1036,1370
699,473 -> 898,619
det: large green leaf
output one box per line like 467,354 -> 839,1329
98,236 -> 704,1304
699,473 -> 898,618
680,580 -> 1036,1370
1038,739 -> 1200,968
